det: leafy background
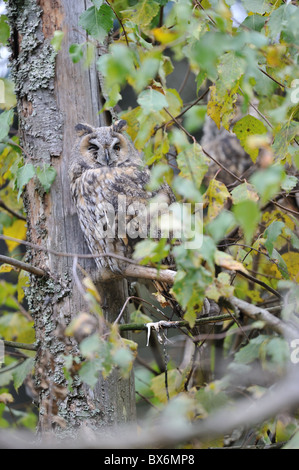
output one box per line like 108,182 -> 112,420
0,0 -> 299,448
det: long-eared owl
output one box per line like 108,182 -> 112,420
69,120 -> 174,278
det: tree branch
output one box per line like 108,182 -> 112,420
163,108 -> 244,183
0,199 -> 26,221
236,270 -> 282,299
0,234 -> 176,283
0,254 -> 45,277
2,340 -> 37,351
229,296 -> 299,339
118,313 -> 232,332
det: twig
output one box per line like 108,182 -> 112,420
0,254 -> 45,277
2,340 -> 37,351
118,313 -> 233,332
0,234 -> 170,269
163,108 -> 244,183
0,199 -> 26,221
193,0 -> 217,27
271,199 -> 299,217
229,296 -> 299,339
178,66 -> 191,94
106,0 -> 129,47
236,270 -> 282,299
115,294 -> 174,327
0,235 -> 177,283
155,88 -> 210,133
258,67 -> 285,89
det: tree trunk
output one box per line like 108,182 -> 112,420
7,0 -> 136,435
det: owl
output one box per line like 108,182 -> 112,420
69,120 -> 174,279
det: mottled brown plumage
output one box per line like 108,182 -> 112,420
69,120 -> 174,276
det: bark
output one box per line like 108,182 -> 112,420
7,0 -> 135,435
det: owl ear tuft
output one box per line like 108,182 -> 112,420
112,120 -> 127,133
75,123 -> 94,136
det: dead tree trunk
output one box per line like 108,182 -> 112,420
7,0 -> 136,435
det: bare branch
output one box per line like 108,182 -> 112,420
0,254 -> 45,277
1,370 -> 299,448
0,199 -> 26,221
118,313 -> 233,332
229,296 -> 299,339
2,340 -> 37,351
0,235 -> 176,283
236,270 -> 282,299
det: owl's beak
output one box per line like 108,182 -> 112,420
104,148 -> 110,165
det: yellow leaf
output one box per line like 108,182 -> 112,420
151,369 -> 185,403
152,27 -> 179,44
271,252 -> 299,279
17,270 -> 30,302
203,179 -> 230,220
207,83 -> 239,131
215,250 -> 248,274
82,277 -> 101,303
0,263 -> 16,273
120,107 -> 140,142
0,393 -> 14,404
3,219 -> 27,252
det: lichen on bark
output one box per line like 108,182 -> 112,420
6,0 -> 136,436
7,0 -> 63,163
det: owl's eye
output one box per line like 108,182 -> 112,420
113,143 -> 121,152
88,143 -> 99,152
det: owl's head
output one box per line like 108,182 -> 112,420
74,120 -> 141,170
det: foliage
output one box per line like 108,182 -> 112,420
1,0 -> 299,447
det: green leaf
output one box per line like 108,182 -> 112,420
250,166 -> 285,204
79,358 -> 103,388
92,0 -> 104,8
242,14 -> 266,32
97,44 -> 135,89
12,358 -> 35,392
233,115 -> 268,162
129,0 -> 160,27
16,164 -> 36,200
35,164 -> 57,193
133,239 -> 170,265
281,175 -> 298,193
80,334 -> 102,358
69,43 -> 84,63
240,0 -> 271,14
233,200 -> 260,244
235,335 -> 268,364
51,30 -> 64,52
267,4 -> 297,41
272,122 -> 299,162
0,108 -> 14,142
112,348 -> 133,378
176,143 -> 209,190
272,248 -> 290,280
206,210 -> 236,243
0,15 -> 10,45
217,51 -> 246,92
130,310 -> 152,325
231,182 -> 259,205
79,5 -> 115,42
264,221 -> 285,257
264,337 -> 289,369
137,88 -> 168,114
